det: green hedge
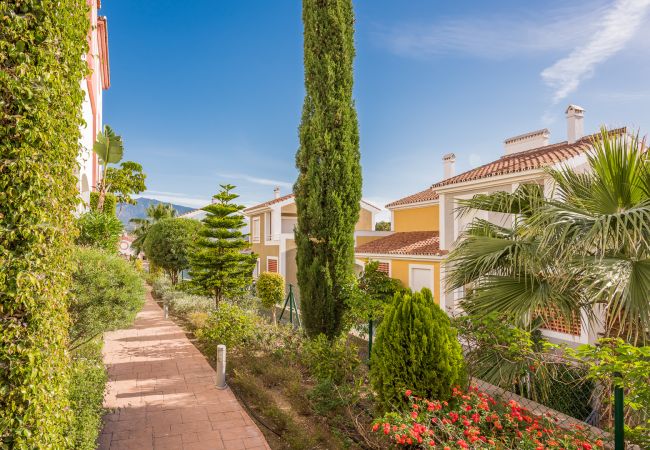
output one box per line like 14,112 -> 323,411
75,211 -> 124,253
90,191 -> 117,215
69,247 -> 145,350
0,0 -> 89,447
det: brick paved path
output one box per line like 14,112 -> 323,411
99,291 -> 270,450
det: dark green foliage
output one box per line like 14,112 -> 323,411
370,289 -> 466,412
189,184 -> 257,306
0,0 -> 89,446
375,221 -> 391,231
69,247 -> 145,350
67,340 -> 108,450
90,191 -> 117,215
144,218 -> 201,285
294,0 -> 362,339
75,211 -> 123,253
130,202 -> 177,255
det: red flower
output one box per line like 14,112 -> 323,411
405,390 -> 412,397
457,439 -> 468,449
411,411 -> 418,419
372,423 -> 379,432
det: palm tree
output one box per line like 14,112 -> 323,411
93,125 -> 124,211
130,203 -> 177,255
448,128 -> 650,344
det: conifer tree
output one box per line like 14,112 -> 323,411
189,185 -> 257,307
294,0 -> 362,339
370,289 -> 466,412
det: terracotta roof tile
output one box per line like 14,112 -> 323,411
386,188 -> 439,208
355,231 -> 447,256
243,194 -> 295,213
386,128 -> 626,208
432,128 -> 626,188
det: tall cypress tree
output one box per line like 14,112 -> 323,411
189,184 -> 257,307
295,0 -> 362,339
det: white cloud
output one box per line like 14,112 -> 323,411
142,190 -> 210,208
541,0 -> 650,103
217,173 -> 293,189
377,3 -> 609,60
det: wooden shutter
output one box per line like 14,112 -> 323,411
377,262 -> 390,275
267,258 -> 278,273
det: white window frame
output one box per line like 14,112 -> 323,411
252,217 -> 261,243
265,211 -> 272,242
408,264 -> 434,293
267,256 -> 279,273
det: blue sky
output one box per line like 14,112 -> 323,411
101,0 -> 650,214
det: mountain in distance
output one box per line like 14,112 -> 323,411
118,197 -> 195,231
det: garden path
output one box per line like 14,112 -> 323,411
99,291 -> 269,450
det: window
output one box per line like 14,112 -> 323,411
252,217 -> 260,243
377,262 -> 390,275
267,257 -> 278,273
265,211 -> 272,241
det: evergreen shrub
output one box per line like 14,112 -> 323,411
69,247 -> 145,349
195,303 -> 258,352
75,211 -> 123,253
370,289 -> 466,412
0,0 -> 89,445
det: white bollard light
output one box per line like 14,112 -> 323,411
163,302 -> 169,319
216,345 -> 227,389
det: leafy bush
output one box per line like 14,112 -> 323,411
166,291 -> 214,317
76,211 -> 123,253
256,272 -> 285,323
0,0 -> 89,445
302,334 -> 360,384
372,387 -> 606,449
144,218 -> 201,284
151,275 -> 172,299
347,260 -> 403,328
370,288 -> 466,412
68,340 -> 108,450
89,191 -> 117,215
195,303 -> 259,352
69,247 -> 145,349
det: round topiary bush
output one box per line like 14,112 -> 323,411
75,211 -> 123,253
256,272 -> 285,324
370,288 -> 466,412
143,218 -> 201,284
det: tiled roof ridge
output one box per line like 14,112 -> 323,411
242,193 -> 295,213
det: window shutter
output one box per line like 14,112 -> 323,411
377,262 -> 390,275
267,258 -> 278,273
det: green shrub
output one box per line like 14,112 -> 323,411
370,288 -> 466,412
151,275 -> 172,299
76,211 -> 123,253
302,334 -> 360,384
89,191 -> 117,215
69,247 -> 145,349
143,218 -> 201,284
0,0 -> 89,445
195,303 -> 258,352
256,272 -> 285,324
167,291 -> 214,317
67,340 -> 107,450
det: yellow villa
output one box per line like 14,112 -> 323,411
243,188 -> 385,300
356,105 -> 627,346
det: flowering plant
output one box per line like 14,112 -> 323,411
372,387 -> 605,449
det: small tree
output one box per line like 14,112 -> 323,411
103,161 -> 146,210
370,288 -> 466,412
257,272 -> 285,324
130,202 -> 177,255
189,184 -> 257,307
143,218 -> 201,284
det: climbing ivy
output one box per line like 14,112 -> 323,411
0,1 -> 89,447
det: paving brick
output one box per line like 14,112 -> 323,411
99,291 -> 267,449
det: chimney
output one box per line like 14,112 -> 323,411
566,104 -> 584,144
503,129 -> 550,155
273,186 -> 280,199
442,153 -> 456,179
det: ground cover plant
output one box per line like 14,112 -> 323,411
372,387 -> 606,449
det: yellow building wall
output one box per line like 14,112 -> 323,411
392,204 -> 440,232
250,212 -> 279,272
355,208 -> 373,231
359,257 -> 441,305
